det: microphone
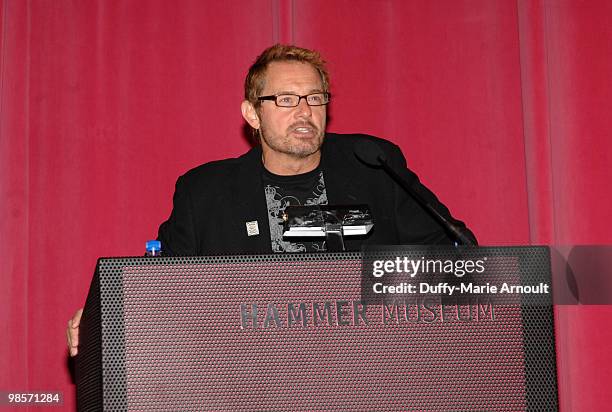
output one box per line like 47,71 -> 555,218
354,139 -> 476,246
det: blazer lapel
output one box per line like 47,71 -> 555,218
228,146 -> 272,254
321,134 -> 371,206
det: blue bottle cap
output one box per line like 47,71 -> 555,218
146,240 -> 162,252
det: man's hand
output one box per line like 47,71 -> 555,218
66,308 -> 83,357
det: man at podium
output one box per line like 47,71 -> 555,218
67,44 -> 475,355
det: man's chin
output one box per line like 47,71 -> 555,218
260,131 -> 324,159
288,139 -> 323,158
287,146 -> 320,158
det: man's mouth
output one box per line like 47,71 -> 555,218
290,123 -> 317,135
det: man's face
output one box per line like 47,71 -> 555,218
251,61 -> 327,161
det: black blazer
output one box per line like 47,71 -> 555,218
157,133 -> 475,256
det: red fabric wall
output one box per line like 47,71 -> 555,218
1,1 -> 610,410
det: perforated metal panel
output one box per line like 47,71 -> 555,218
76,248 -> 558,411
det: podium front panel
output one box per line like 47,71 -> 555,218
76,248 -> 557,411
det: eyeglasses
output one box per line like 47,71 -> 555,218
257,92 -> 330,107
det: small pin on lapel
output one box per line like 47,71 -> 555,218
246,221 -> 259,236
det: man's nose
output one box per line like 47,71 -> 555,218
294,97 -> 312,117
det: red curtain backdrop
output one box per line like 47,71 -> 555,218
1,1 -> 611,410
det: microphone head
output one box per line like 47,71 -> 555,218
354,139 -> 387,166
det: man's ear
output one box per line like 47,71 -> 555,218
241,100 -> 260,129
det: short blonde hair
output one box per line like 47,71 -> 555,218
244,44 -> 330,106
